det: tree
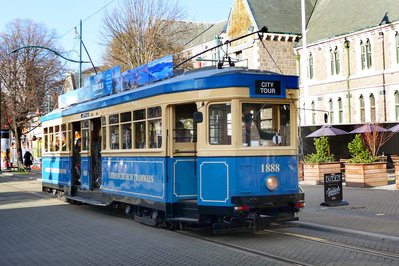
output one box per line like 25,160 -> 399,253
0,19 -> 64,169
101,0 -> 190,71
360,123 -> 394,159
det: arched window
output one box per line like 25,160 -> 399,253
360,95 -> 365,123
329,99 -> 334,123
311,101 -> 316,124
329,47 -> 340,75
308,53 -> 314,79
395,91 -> 399,121
366,39 -> 372,68
370,94 -> 376,122
334,47 -> 340,74
330,49 -> 334,75
360,41 -> 366,70
396,32 -> 399,64
338,98 -> 343,123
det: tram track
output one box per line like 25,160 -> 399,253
260,229 -> 399,261
177,230 -> 310,266
177,227 -> 399,265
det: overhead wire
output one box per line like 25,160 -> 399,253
56,0 -> 117,61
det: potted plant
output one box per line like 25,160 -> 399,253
345,134 -> 388,187
303,136 -> 341,185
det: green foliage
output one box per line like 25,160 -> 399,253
304,136 -> 335,163
347,134 -> 375,163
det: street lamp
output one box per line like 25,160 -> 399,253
10,45 -> 94,88
10,20 -> 98,87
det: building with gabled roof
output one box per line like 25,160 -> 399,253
295,0 -> 399,127
183,0 -> 316,73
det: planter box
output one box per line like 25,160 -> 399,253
298,161 -> 304,181
345,162 -> 387,187
303,162 -> 341,185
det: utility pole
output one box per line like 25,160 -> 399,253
79,19 -> 83,88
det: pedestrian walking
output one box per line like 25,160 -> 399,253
23,150 -> 34,172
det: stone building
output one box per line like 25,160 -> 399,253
295,0 -> 399,127
183,0 -> 316,75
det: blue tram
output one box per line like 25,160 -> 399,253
41,67 -> 304,231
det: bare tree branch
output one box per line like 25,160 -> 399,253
0,19 -> 65,168
100,0 -> 192,71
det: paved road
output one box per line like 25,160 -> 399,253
1,172 -> 399,265
0,173 -> 282,266
299,183 -> 399,239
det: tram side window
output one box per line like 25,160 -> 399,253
148,106 -> 162,148
209,104 -> 231,145
242,103 -> 290,147
44,128 -> 48,152
54,125 -> 60,151
134,109 -> 146,149
61,124 -> 68,151
121,112 -> 132,149
81,120 -> 90,151
175,103 -> 196,143
101,116 -> 107,150
43,124 -> 70,153
109,114 -> 120,150
49,127 -> 54,151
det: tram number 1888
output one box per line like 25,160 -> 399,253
261,164 -> 280,173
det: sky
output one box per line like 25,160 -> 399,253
1,0 -> 233,71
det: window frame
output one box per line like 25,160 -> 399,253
360,95 -> 365,123
338,98 -> 343,123
370,94 -> 376,122
308,52 -> 314,79
208,102 -> 232,146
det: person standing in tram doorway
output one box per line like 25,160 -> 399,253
23,150 -> 34,172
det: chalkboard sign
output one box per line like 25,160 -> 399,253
320,173 -> 348,207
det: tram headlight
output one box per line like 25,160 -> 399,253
266,176 -> 279,191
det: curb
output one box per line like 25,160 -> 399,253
297,221 -> 399,242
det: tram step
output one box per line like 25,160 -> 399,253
65,196 -> 107,206
166,217 -> 199,223
134,215 -> 157,226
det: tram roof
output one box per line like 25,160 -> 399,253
42,67 -> 299,122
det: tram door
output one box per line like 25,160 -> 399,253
171,103 -> 198,201
90,118 -> 102,189
71,121 -> 83,194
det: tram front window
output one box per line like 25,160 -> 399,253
242,103 -> 290,147
209,103 -> 231,145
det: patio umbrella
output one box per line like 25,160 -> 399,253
349,124 -> 388,134
306,125 -> 348,138
306,125 -> 348,157
388,124 -> 399,132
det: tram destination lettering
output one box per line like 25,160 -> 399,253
255,80 -> 281,96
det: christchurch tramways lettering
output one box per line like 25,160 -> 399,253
109,172 -> 154,183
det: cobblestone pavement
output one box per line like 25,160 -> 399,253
0,172 -> 284,266
1,171 -> 398,265
298,183 -> 399,239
